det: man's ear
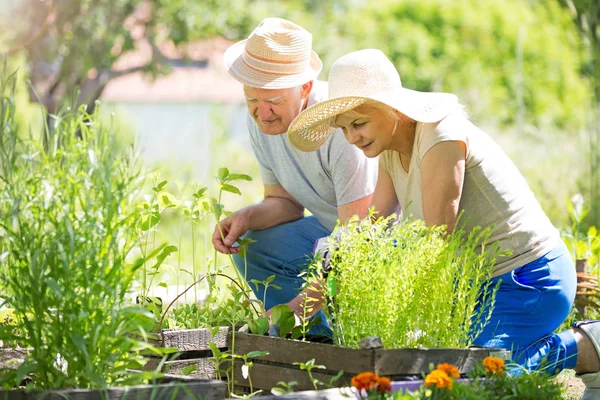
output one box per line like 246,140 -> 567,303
300,81 -> 314,99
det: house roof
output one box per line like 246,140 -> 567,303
102,37 -> 245,103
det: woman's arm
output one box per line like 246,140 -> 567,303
371,161 -> 401,219
421,140 -> 466,233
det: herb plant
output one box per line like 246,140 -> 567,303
324,213 -> 499,349
0,68 -> 159,389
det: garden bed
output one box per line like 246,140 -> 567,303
0,377 -> 226,400
229,333 -> 510,392
145,327 -> 231,379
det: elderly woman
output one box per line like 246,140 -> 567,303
286,49 -> 600,398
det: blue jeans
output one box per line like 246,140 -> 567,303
473,241 -> 578,374
232,216 -> 333,337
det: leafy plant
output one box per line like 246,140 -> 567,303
270,380 -> 298,396
0,68 -> 162,389
323,212 -> 500,349
293,359 -> 344,391
562,193 -> 600,268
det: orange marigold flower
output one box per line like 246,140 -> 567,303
483,356 -> 505,375
352,372 -> 380,391
436,363 -> 460,379
376,376 -> 392,393
424,369 -> 453,389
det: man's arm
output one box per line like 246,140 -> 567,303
212,184 -> 304,254
336,194 -> 373,223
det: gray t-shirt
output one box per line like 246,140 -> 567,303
247,81 -> 378,231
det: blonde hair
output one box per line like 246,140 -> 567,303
329,100 -> 414,129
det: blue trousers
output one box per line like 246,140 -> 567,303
232,216 -> 333,336
473,241 -> 579,374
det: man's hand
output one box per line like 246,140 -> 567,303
212,210 -> 250,254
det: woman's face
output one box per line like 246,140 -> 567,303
334,105 -> 398,158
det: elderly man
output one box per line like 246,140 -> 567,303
213,18 -> 377,336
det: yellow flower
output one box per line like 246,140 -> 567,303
425,369 -> 453,389
436,363 -> 460,379
483,356 -> 505,375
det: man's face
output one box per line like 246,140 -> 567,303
244,83 -> 311,135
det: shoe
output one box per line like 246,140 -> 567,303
573,321 -> 600,400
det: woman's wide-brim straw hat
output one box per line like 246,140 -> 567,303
223,18 -> 323,89
288,49 -> 459,152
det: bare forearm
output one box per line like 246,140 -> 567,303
288,277 -> 326,320
242,196 -> 304,231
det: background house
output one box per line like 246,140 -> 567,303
101,37 -> 250,180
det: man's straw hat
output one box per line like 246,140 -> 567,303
223,18 -> 323,89
288,49 -> 459,152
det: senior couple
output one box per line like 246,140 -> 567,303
211,17 -> 600,397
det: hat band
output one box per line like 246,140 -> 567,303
242,49 -> 311,75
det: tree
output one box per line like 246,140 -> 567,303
559,0 -> 600,225
0,0 -> 256,120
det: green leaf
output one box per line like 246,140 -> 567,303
157,282 -> 168,289
158,191 -> 177,208
156,180 -> 168,191
194,187 -> 208,199
270,304 -> 292,324
246,350 -> 269,358
271,388 -> 286,396
278,313 -> 296,337
220,183 -> 241,195
15,361 -> 37,387
227,173 -> 252,182
237,237 -> 257,247
248,317 -> 269,335
209,342 -> 222,359
151,245 -> 178,270
140,211 -> 161,231
217,167 -> 229,182
182,365 -> 197,375
45,278 -> 62,296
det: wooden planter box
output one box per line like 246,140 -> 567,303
144,327 -> 230,379
0,348 -> 27,370
228,333 -> 510,392
0,377 -> 227,400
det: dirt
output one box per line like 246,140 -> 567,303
555,369 -> 585,399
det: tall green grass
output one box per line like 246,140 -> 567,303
0,64 -> 158,389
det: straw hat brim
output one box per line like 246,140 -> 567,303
223,39 -> 323,89
288,89 -> 459,152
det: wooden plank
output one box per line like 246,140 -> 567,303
0,380 -> 227,400
374,347 -> 510,376
231,360 -> 353,392
231,333 -> 373,374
